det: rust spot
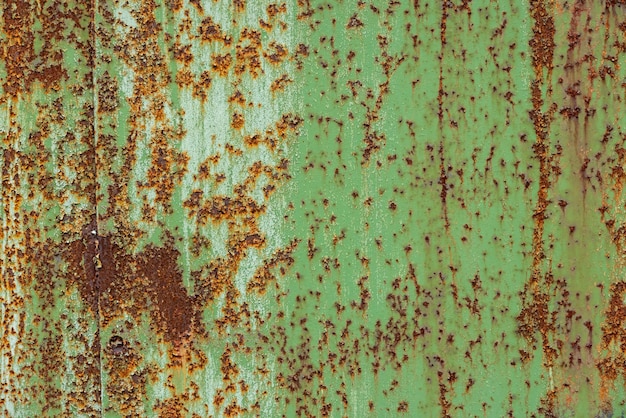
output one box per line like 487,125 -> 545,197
192,70 -> 212,101
267,3 -> 287,18
199,16 -> 226,43
234,28 -> 263,78
173,43 -> 194,65
98,236 -> 198,344
233,0 -> 246,13
231,112 -> 245,129
397,400 -> 409,413
154,398 -> 185,418
346,13 -> 363,29
189,0 -> 203,13
212,53 -> 233,77
228,89 -> 247,106
264,41 -> 289,65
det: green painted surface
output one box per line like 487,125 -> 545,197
2,0 -> 626,416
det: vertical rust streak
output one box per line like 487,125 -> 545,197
517,0 -> 557,414
90,0 -> 104,409
435,4 -> 452,417
437,2 -> 450,232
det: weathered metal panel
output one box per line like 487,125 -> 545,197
3,0 -> 626,416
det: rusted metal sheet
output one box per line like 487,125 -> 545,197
2,0 -> 626,416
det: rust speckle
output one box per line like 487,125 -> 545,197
247,240 -> 298,294
97,72 -> 119,113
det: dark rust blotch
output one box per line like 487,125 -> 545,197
96,236 -> 199,344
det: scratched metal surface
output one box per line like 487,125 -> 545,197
2,0 -> 626,417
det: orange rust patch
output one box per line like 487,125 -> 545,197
270,74 -> 293,93
233,0 -> 246,13
267,3 -> 287,18
212,53 -> 233,77
173,43 -> 194,65
194,195 -> 263,225
234,29 -> 263,77
264,41 -> 289,65
199,16 -> 227,43
228,89 -> 247,106
154,397 -> 186,418
98,72 -> 119,113
529,1 -> 555,72
176,69 -> 194,87
192,71 -> 212,102
231,112 -> 245,129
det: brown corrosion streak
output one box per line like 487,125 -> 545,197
515,0 -> 559,414
598,282 -> 626,380
516,0 -> 555,346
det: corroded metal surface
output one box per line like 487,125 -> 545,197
2,0 -> 626,416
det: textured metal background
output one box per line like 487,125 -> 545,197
2,0 -> 626,416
